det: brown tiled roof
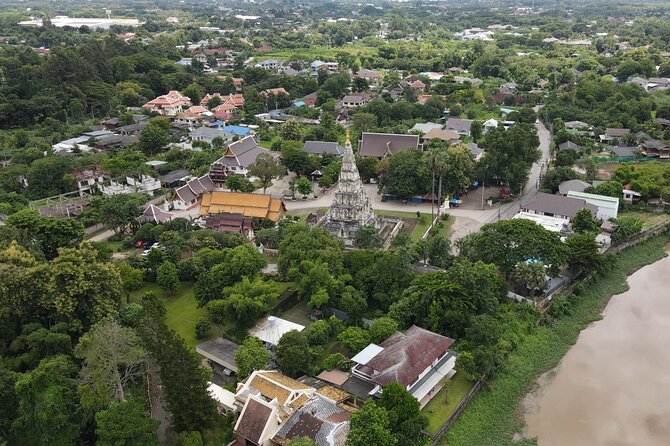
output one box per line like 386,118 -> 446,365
316,386 -> 349,403
249,371 -> 311,406
272,396 -> 351,446
237,398 -> 272,444
200,191 -> 285,221
365,325 -> 454,388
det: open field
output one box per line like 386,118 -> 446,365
423,372 -> 475,434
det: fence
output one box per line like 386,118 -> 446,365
605,219 -> 670,254
429,376 -> 487,446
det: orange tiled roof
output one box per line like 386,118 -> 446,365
200,191 -> 285,221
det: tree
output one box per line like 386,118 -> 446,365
0,364 -> 18,439
588,180 -> 624,198
95,400 -> 159,446
225,174 -> 253,192
510,261 -> 547,297
304,320 -> 332,346
369,317 -> 398,344
279,120 -> 304,141
337,327 -> 371,354
347,400 -> 396,446
194,317 -> 211,339
277,224 -> 343,277
354,226 -> 382,248
566,233 -> 601,272
139,123 -> 169,155
426,234 -> 452,268
458,219 -> 568,277
611,216 -> 643,243
357,156 -> 380,182
26,156 -> 75,199
571,208 -> 600,233
235,337 -> 270,379
455,351 -> 479,381
157,261 -> 180,295
137,294 -> 216,432
379,150 -> 431,199
6,209 -> 84,259
378,382 -> 429,446
443,144 -> 475,195
13,355 -> 82,446
209,277 -> 280,327
117,263 -> 144,301
281,145 -> 319,176
323,353 -> 350,371
248,153 -> 284,193
74,319 -> 148,406
351,112 -> 377,132
97,194 -> 145,233
297,177 -> 313,198
275,330 -> 311,377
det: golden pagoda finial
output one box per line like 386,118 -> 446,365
345,128 -> 351,145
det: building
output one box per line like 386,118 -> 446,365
249,316 -> 305,347
512,212 -> 569,233
203,212 -> 254,238
209,136 -> 275,180
137,204 -> 174,224
341,93 -> 373,108
410,122 -> 443,134
303,141 -> 343,156
172,174 -> 217,210
483,118 -> 499,133
196,337 -> 240,374
233,370 -> 317,446
351,325 -> 457,408
271,395 -> 351,446
558,179 -> 591,196
623,189 -> 642,204
445,117 -> 474,136
311,60 -> 339,76
99,175 -> 161,197
142,91 -> 192,116
356,69 -> 381,83
359,132 -> 421,158
73,167 -> 107,195
421,128 -> 461,145
324,132 -> 378,242
257,59 -> 280,70
566,191 -> 619,220
199,191 -> 285,222
520,192 -> 598,221
190,127 -> 230,145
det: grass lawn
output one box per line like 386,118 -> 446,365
375,210 -> 451,241
622,211 -> 670,228
259,140 -> 273,149
444,236 -> 669,446
275,300 -> 313,326
423,373 -> 475,434
286,208 -> 328,222
130,282 -> 215,350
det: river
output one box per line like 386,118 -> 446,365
524,254 -> 670,446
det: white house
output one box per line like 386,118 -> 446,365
566,191 -> 619,220
483,118 -> 499,133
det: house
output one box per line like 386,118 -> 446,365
249,316 -> 304,347
137,204 -> 174,224
599,128 -> 630,143
452,76 -> 482,87
172,174 -> 217,210
174,106 -> 212,127
160,169 -> 190,188
190,127 -> 230,145
359,132 -> 421,158
341,92 -> 373,108
558,179 -> 591,196
557,141 -> 583,153
117,121 -> 149,136
271,395 -> 352,446
262,87 -> 289,98
445,117 -> 474,136
208,382 -> 237,414
94,134 -> 138,151
356,69 -> 381,83
142,91 -> 192,116
499,82 -> 518,94
351,325 -> 457,408
99,175 -> 161,197
640,139 -> 670,159
566,191 -> 619,220
512,212 -> 570,233
564,121 -> 591,130
199,191 -> 286,222
209,136 -> 276,179
203,212 -> 254,238
233,370 -> 316,446
467,142 -> 484,161
483,118 -> 499,133
257,59 -> 280,70
607,146 -> 638,158
410,122 -> 443,134
223,125 -> 252,138
311,60 -> 339,76
407,79 -> 426,91
298,92 -> 318,108
211,94 -> 245,113
520,192 -> 598,221
623,189 -> 642,204
303,141 -> 343,156
196,337 -> 240,374
421,128 -> 461,145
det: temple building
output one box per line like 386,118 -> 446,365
324,131 -> 378,242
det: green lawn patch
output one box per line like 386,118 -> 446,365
444,236 -> 669,446
275,299 -> 313,326
423,373 -> 475,434
259,140 -> 273,149
130,282 -> 215,350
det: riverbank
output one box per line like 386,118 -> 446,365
443,235 -> 670,446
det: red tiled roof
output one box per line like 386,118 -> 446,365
236,398 -> 272,444
365,325 -> 454,387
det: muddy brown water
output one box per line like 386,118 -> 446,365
524,255 -> 670,446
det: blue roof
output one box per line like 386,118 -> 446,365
293,100 -> 306,107
223,126 -> 251,137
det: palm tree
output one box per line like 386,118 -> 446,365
424,143 -> 450,226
